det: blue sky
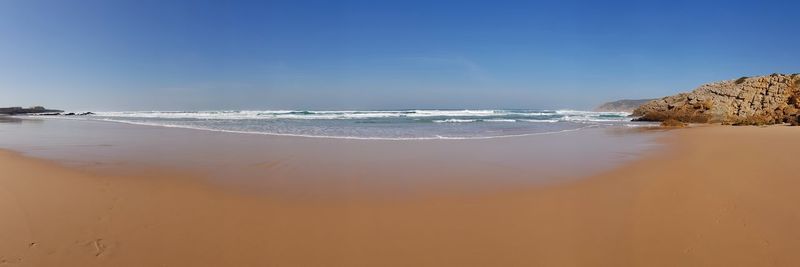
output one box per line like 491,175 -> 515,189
1,0 -> 798,111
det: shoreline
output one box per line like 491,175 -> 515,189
24,108 -> 642,141
0,118 -> 662,199
35,115 -> 607,141
1,125 -> 799,265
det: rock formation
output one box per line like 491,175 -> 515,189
595,99 -> 656,112
633,73 -> 800,125
0,106 -> 63,115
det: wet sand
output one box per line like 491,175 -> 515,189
1,124 -> 800,266
0,118 -> 661,198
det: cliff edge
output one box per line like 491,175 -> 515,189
633,74 -> 800,125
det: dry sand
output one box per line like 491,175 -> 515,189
1,125 -> 799,266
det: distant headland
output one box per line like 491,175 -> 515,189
594,99 -> 657,112
0,106 -> 63,115
0,106 -> 96,116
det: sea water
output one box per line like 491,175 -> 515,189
0,111 -> 664,192
81,109 -> 648,140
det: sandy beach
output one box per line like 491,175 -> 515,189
3,0 -> 797,265
1,124 -> 799,266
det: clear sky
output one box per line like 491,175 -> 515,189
1,0 -> 798,111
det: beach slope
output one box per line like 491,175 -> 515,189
1,126 -> 799,266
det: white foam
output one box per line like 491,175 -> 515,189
47,109 -> 645,140
519,119 -> 560,123
483,119 -> 517,122
86,117 -> 599,141
433,119 -> 477,123
92,109 -> 566,120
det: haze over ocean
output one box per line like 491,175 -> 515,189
1,0 -> 799,111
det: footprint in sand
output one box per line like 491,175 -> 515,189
89,239 -> 106,257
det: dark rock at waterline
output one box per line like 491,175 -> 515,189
0,106 -> 63,115
26,111 -> 95,116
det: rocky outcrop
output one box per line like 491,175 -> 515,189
33,111 -> 95,116
0,106 -> 63,115
595,99 -> 656,112
633,74 -> 800,125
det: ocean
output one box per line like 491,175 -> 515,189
75,109 -> 649,140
